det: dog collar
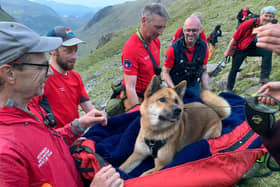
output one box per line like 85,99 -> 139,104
144,138 -> 167,158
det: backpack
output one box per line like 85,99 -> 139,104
105,97 -> 126,117
105,79 -> 126,117
229,17 -> 258,56
70,139 -> 108,180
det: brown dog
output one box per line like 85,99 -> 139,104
120,76 -> 231,176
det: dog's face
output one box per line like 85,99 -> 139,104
140,76 -> 187,131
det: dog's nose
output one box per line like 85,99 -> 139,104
172,106 -> 181,116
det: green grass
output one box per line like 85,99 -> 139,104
75,0 -> 280,185
0,8 -> 15,21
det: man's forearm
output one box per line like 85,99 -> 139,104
126,88 -> 139,106
224,38 -> 236,57
201,70 -> 209,90
80,100 -> 95,113
163,68 -> 175,88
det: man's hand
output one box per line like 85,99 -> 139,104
258,81 -> 280,105
256,24 -> 280,55
90,165 -> 124,187
78,108 -> 107,129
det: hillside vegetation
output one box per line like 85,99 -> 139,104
77,0 -> 173,56
76,0 -> 280,185
0,6 -> 14,21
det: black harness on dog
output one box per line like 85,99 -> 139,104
144,138 -> 167,158
245,94 -> 280,137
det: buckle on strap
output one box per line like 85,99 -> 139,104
144,138 -> 167,158
245,94 -> 280,137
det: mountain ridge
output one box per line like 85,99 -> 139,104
0,0 -> 98,34
0,5 -> 14,21
77,0 -> 173,56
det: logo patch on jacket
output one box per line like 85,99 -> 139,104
37,147 -> 53,167
124,59 -> 132,69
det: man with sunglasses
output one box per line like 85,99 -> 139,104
0,22 -> 123,187
37,26 -> 105,128
171,12 -> 207,44
163,16 -> 209,102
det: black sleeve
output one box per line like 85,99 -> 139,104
248,10 -> 253,16
217,29 -> 222,37
80,95 -> 90,103
237,9 -> 243,22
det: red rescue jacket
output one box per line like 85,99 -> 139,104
0,100 -> 84,187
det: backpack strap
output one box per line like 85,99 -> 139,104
238,17 -> 258,44
136,29 -> 162,78
70,139 -> 107,177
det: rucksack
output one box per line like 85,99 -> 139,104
229,17 -> 258,56
105,78 -> 126,117
70,139 -> 108,180
105,97 -> 126,117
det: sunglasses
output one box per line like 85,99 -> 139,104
183,28 -> 200,33
9,61 -> 50,76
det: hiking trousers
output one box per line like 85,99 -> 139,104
208,43 -> 216,61
227,42 -> 272,91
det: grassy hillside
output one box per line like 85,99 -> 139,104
0,6 -> 14,21
76,0 -> 280,102
76,0 -> 280,185
77,0 -> 173,56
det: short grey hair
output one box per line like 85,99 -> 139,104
261,6 -> 277,15
142,3 -> 169,21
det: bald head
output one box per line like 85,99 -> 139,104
183,16 -> 201,30
182,16 -> 201,46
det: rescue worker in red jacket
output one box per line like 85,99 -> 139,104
0,22 -> 123,187
224,6 -> 276,92
237,6 -> 253,28
163,16 -> 209,102
121,3 -> 169,110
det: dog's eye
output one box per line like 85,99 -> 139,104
174,98 -> 179,104
159,97 -> 166,103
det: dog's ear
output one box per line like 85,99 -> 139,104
144,75 -> 161,98
174,80 -> 187,98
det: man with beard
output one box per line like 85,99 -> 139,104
39,26 -> 103,128
163,16 -> 209,102
0,22 -> 122,187
121,3 -> 169,110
